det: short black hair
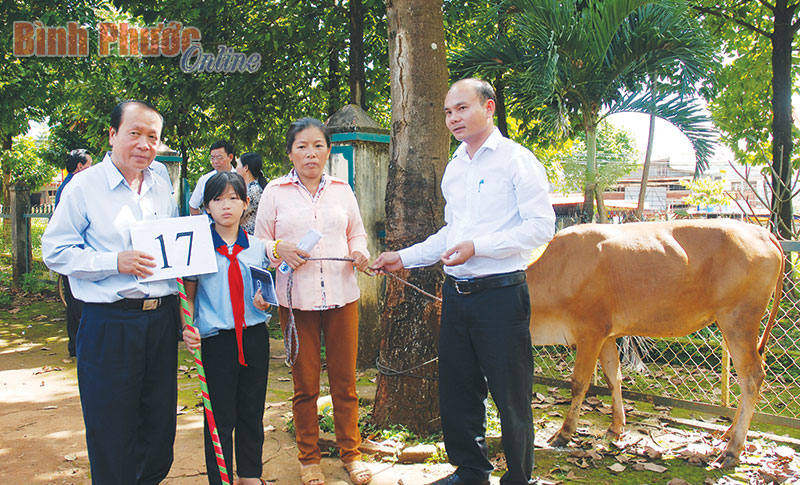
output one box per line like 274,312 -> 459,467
65,149 -> 90,173
110,100 -> 164,134
203,171 -> 247,208
210,140 -> 234,157
285,117 -> 330,154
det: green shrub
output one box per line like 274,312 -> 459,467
20,272 -> 51,294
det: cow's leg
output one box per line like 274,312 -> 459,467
716,310 -> 767,468
549,339 -> 606,447
598,339 -> 625,439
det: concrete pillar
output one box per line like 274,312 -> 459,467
155,148 -> 181,204
11,184 -> 31,286
327,104 -> 390,368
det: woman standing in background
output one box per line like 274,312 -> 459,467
237,152 -> 267,235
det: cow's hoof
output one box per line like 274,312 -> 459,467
716,452 -> 739,469
604,429 -> 622,441
548,433 -> 570,448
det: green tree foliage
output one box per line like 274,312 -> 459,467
1,135 -> 57,195
550,121 -> 640,194
3,0 -> 392,192
695,0 -> 800,238
680,177 -> 730,208
450,0 -> 717,222
704,29 -> 775,167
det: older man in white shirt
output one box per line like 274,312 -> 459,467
373,78 -> 555,485
42,100 -> 179,484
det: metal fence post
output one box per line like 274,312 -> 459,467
11,184 -> 31,286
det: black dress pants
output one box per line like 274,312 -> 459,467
439,281 -> 535,485
201,324 -> 270,485
63,276 -> 83,357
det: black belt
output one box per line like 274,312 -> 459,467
444,270 -> 526,295
105,295 -> 176,311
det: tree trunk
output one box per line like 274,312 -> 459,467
328,37 -> 341,118
2,133 -> 11,240
635,80 -> 658,221
495,74 -> 508,137
348,0 -> 367,110
372,0 -> 449,435
770,1 -> 795,239
582,122 -> 597,223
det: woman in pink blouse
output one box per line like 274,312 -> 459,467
254,117 -> 372,485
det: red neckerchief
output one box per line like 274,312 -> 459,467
212,226 -> 250,366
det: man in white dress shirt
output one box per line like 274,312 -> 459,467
372,78 -> 555,485
42,100 -> 180,484
189,140 -> 235,215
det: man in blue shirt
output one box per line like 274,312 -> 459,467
54,149 -> 93,357
54,149 -> 92,207
43,100 -> 180,484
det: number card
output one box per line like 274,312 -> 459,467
130,215 -> 218,282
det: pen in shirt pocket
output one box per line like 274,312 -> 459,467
478,179 -> 484,192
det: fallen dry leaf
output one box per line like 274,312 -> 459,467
64,454 -> 77,462
644,447 -> 663,460
8,307 -> 20,313
643,463 -> 667,473
33,366 -> 63,375
775,446 -> 795,460
608,463 -> 626,473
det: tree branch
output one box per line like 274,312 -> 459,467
727,161 -> 771,211
756,0 -> 775,13
691,5 -> 772,38
725,190 -> 765,227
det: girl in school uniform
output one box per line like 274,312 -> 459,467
183,171 -> 273,485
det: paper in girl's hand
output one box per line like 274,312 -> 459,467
249,266 -> 279,305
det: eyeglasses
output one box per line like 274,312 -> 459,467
210,155 -> 228,161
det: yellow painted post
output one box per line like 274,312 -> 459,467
721,343 -> 731,407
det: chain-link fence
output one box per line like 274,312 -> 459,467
533,243 -> 800,427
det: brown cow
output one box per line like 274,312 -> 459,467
527,219 -> 783,467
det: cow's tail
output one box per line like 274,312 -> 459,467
758,233 -> 785,356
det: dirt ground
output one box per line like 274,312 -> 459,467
4,297 -> 800,484
0,328 -> 462,485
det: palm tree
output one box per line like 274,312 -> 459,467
451,0 -> 717,222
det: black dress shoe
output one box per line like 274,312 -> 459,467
427,472 -> 490,485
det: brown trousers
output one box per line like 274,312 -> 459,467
279,302 -> 362,465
